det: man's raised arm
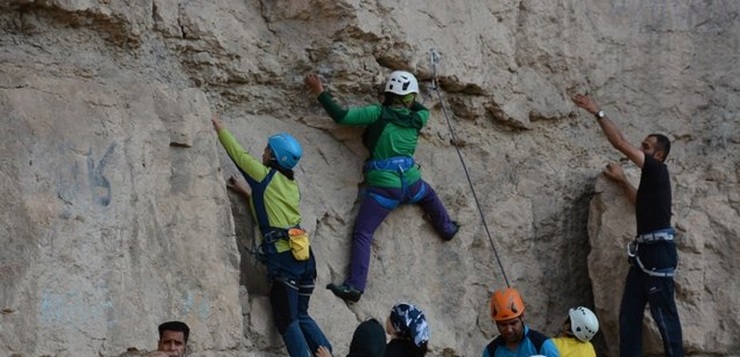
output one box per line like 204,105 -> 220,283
572,94 -> 646,168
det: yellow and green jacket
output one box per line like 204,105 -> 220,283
217,128 -> 300,253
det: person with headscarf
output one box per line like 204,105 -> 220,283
384,303 -> 430,357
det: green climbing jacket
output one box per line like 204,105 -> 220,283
317,92 -> 429,189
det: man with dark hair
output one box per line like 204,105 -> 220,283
146,321 -> 190,357
572,94 -> 683,357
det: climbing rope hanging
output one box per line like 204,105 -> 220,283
429,48 -> 511,288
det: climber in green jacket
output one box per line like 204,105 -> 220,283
304,71 -> 460,302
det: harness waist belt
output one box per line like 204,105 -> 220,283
627,242 -> 675,277
636,232 -> 674,243
636,229 -> 675,244
365,156 -> 415,172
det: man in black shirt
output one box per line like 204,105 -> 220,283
573,94 -> 683,357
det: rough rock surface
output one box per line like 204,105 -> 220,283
0,1 -> 738,356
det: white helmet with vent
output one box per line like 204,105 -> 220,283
569,306 -> 599,342
384,70 -> 419,95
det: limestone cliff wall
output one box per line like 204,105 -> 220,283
0,1 -> 738,356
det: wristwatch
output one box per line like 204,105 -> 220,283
595,110 -> 605,119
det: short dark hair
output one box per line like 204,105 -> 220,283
158,321 -> 190,343
649,134 -> 671,161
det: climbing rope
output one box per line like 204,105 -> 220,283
429,48 -> 511,288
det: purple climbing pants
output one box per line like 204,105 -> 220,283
344,179 -> 456,291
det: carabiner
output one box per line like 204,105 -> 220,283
626,241 -> 638,257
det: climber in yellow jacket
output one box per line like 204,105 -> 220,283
211,113 -> 332,357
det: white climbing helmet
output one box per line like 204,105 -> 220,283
569,306 -> 599,342
384,70 -> 419,95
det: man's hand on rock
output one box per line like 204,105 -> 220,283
572,93 -> 600,116
603,162 -> 626,182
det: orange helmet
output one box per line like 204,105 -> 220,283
490,288 -> 525,321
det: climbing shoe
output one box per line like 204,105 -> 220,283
326,283 -> 362,302
443,221 -> 461,241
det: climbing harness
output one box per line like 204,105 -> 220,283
627,228 -> 676,278
364,156 -> 427,209
429,48 -> 510,287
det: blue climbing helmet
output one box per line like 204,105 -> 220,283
267,132 -> 303,170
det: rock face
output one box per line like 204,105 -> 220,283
0,1 -> 738,357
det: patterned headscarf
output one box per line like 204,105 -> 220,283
390,303 -> 430,347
